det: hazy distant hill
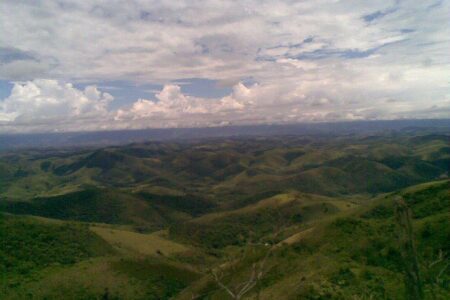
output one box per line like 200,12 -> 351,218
1,119 -> 449,150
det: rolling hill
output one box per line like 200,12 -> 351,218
0,130 -> 448,299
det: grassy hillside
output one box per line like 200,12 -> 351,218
0,214 -> 113,296
0,187 -> 217,231
176,180 -> 449,299
90,226 -> 189,256
0,214 -> 202,300
0,188 -> 171,230
170,192 -> 355,249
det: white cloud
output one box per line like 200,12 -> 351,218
0,0 -> 449,132
115,83 -> 251,126
1,77 -> 449,133
117,85 -> 209,120
2,0 -> 448,82
0,79 -> 113,132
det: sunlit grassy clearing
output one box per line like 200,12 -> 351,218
90,226 -> 188,256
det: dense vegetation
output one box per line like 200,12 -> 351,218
0,214 -> 113,294
111,258 -> 200,300
0,130 -> 448,299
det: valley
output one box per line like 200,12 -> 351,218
1,130 -> 449,299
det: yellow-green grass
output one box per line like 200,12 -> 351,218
349,179 -> 449,216
190,192 -> 357,225
367,144 -> 410,160
2,257 -> 147,300
351,179 -> 450,222
413,140 -> 448,159
190,192 -> 297,223
2,167 -> 101,200
278,227 -> 315,245
251,256 -> 404,300
90,226 -> 189,256
212,170 -> 283,191
129,184 -> 184,196
399,179 -> 449,194
287,149 -> 345,170
1,212 -> 137,230
177,181 -> 447,300
254,148 -> 289,169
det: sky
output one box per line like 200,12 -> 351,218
0,0 -> 449,133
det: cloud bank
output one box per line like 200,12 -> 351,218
0,80 -> 113,133
0,0 -> 449,133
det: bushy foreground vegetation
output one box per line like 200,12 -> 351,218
173,181 -> 449,299
0,215 -> 113,296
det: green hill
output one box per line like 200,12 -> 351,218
177,180 -> 449,299
0,214 -> 113,295
0,132 -> 449,299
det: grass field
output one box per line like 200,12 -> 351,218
90,226 -> 189,256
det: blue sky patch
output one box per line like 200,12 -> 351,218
0,47 -> 36,64
172,78 -> 233,99
74,80 -> 162,109
0,80 -> 14,100
363,7 -> 398,23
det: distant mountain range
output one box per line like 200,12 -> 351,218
1,119 -> 449,150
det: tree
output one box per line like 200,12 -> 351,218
394,196 -> 424,300
422,249 -> 448,300
209,210 -> 286,299
210,243 -> 273,300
